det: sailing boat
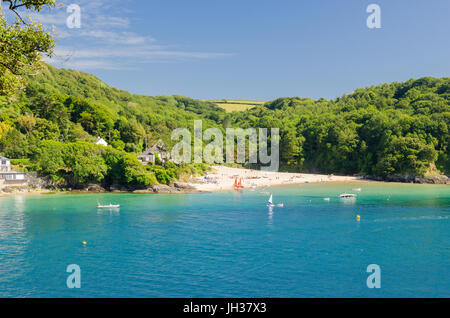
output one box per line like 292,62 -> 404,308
266,194 -> 284,207
267,194 -> 275,207
234,177 -> 243,191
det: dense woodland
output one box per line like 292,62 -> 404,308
230,77 -> 449,177
0,64 -> 448,188
0,64 -> 216,188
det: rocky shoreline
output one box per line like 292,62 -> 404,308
59,181 -> 203,194
0,182 -> 203,196
367,174 -> 449,184
132,182 -> 201,194
1,172 -> 448,197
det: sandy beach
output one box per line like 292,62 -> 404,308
188,166 -> 362,192
0,166 -> 363,196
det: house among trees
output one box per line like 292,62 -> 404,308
138,141 -> 170,164
0,156 -> 27,184
95,137 -> 108,147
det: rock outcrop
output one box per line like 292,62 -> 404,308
85,184 -> 107,192
151,184 -> 179,193
173,182 -> 196,190
415,174 -> 449,184
367,174 -> 449,184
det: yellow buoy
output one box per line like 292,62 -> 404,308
356,215 -> 361,221
82,241 -> 87,245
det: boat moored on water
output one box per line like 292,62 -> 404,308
339,193 -> 356,198
97,203 -> 120,209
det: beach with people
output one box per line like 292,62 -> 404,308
187,166 -> 363,192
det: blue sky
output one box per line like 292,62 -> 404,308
5,0 -> 450,100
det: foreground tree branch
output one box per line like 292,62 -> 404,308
0,0 -> 56,95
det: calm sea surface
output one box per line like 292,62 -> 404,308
0,182 -> 449,298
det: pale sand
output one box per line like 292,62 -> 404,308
188,166 -> 362,192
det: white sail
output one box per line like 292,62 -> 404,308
268,194 -> 273,205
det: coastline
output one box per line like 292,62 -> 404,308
0,188 -> 53,197
0,166 -> 364,197
1,165 -> 447,198
185,165 -> 364,192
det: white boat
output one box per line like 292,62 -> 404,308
267,194 -> 275,207
352,188 -> 362,192
97,203 -> 120,209
267,195 -> 284,207
340,193 -> 356,198
324,197 -> 330,201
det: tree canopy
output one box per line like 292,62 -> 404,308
0,63 -> 448,186
0,0 -> 55,95
0,64 -> 217,188
229,77 -> 449,177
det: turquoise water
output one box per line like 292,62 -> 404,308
0,182 -> 449,298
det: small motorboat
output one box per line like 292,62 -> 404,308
352,188 -> 362,192
340,193 -> 356,198
276,203 -> 284,207
97,203 -> 120,209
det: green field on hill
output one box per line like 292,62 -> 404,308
209,100 -> 265,112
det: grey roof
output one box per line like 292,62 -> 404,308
140,142 -> 168,156
0,155 -> 10,160
140,147 -> 159,156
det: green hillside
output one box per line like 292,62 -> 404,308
0,64 -> 221,189
0,63 -> 449,189
230,77 -> 450,177
12,64 -> 225,150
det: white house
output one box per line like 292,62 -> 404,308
0,156 -> 27,183
95,137 -> 108,147
138,147 -> 159,164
